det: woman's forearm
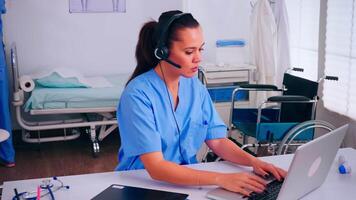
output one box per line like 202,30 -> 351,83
139,150 -> 272,195
146,159 -> 222,186
207,138 -> 257,166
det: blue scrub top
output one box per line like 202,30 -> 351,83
116,69 -> 227,171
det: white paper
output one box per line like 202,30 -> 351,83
19,75 -> 35,92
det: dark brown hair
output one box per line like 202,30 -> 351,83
126,10 -> 199,85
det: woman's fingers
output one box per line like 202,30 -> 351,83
268,164 -> 288,181
243,185 -> 263,194
216,172 -> 270,196
235,187 -> 252,197
267,165 -> 282,181
217,179 -> 251,195
255,160 -> 287,181
276,166 -> 287,178
243,179 -> 265,192
254,167 -> 269,178
233,173 -> 266,193
247,173 -> 267,186
226,181 -> 262,196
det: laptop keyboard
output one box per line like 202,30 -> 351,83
244,179 -> 284,200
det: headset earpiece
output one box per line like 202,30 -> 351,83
154,46 -> 169,60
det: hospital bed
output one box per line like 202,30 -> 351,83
10,45 -> 129,157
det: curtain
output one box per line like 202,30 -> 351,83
0,0 -> 15,164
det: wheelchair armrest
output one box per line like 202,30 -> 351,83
229,84 -> 281,129
239,84 -> 279,91
267,95 -> 311,102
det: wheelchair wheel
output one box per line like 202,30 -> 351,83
277,120 -> 335,155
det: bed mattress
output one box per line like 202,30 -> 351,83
24,73 -> 129,111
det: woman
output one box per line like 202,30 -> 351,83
116,10 -> 286,196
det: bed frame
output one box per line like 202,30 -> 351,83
10,44 -> 118,157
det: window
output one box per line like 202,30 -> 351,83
323,0 -> 356,119
285,0 -> 320,81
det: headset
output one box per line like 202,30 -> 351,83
154,12 -> 191,69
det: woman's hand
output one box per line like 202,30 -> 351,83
250,158 -> 287,181
215,172 -> 267,196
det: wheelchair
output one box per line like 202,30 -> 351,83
227,68 -> 338,155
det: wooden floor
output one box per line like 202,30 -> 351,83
0,129 -> 120,185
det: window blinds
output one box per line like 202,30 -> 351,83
285,0 -> 320,81
323,0 -> 356,119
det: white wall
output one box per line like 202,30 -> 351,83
3,0 -> 182,76
3,0 -> 253,76
184,0 -> 251,65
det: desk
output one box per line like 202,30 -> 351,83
2,148 -> 355,200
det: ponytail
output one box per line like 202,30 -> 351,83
126,21 -> 159,86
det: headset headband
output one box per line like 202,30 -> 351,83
156,12 -> 190,50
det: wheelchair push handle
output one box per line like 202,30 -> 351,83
319,75 -> 339,83
292,67 -> 304,72
285,67 -> 304,74
325,76 -> 338,81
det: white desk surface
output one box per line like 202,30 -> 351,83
2,148 -> 355,200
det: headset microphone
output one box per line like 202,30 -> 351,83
163,58 -> 181,69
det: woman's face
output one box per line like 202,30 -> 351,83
168,26 -> 204,78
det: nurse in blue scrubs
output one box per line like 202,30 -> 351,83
116,10 -> 286,196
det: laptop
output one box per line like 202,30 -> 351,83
206,124 -> 348,200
